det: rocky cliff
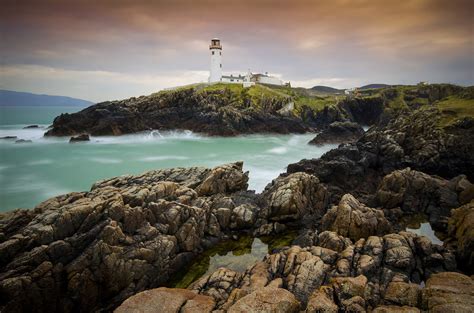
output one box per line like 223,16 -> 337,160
44,83 -> 471,137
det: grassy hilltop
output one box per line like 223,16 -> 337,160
156,82 -> 473,128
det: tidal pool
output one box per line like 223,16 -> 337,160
404,214 -> 443,245
168,231 -> 297,288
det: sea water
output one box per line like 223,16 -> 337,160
0,106 -> 336,211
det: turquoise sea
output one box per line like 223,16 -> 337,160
0,105 -> 336,212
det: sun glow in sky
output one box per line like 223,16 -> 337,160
1,0 -> 473,102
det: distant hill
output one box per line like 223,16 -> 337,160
310,85 -> 344,94
359,84 -> 391,90
0,90 -> 93,106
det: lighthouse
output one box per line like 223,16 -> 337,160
209,38 -> 222,82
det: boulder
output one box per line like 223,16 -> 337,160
228,287 -> 300,313
321,194 -> 392,241
421,272 -> 474,312
260,172 -> 329,222
114,287 -> 215,313
23,125 -> 39,129
309,121 -> 365,145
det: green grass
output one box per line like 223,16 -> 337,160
436,96 -> 474,126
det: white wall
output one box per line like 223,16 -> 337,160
257,76 -> 283,85
209,49 -> 222,82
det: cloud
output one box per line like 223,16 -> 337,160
0,0 -> 472,100
0,65 -> 209,102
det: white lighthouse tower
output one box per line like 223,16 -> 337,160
209,38 -> 222,83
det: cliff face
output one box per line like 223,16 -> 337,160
45,85 -> 311,137
45,83 -> 471,137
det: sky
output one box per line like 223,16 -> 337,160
1,0 -> 473,102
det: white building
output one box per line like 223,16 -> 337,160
208,38 -> 284,86
209,38 -> 222,83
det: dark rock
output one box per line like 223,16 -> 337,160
309,121 -> 365,145
23,125 -> 39,129
0,136 -> 17,140
69,134 -> 90,142
288,107 -> 474,203
45,88 -> 311,137
14,139 -> 32,143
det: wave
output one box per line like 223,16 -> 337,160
139,155 -> 190,162
88,157 -> 123,164
267,146 -> 288,155
27,159 -> 54,166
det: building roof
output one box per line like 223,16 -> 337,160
222,74 -> 245,79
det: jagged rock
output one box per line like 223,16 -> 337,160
227,287 -> 300,313
69,134 -> 90,142
376,168 -> 471,230
321,194 -> 392,241
0,163 -> 255,312
195,162 -> 249,196
446,200 -> 474,274
191,231 -> 456,311
45,87 -> 310,137
309,121 -> 365,145
260,172 -> 329,222
421,272 -> 474,312
114,287 -> 215,313
288,108 -> 474,203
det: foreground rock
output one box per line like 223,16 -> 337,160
114,287 -> 215,313
309,121 -> 365,145
190,230 -> 457,310
228,287 -> 300,313
0,162 -> 255,312
422,272 -> 474,312
0,162 -> 334,312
